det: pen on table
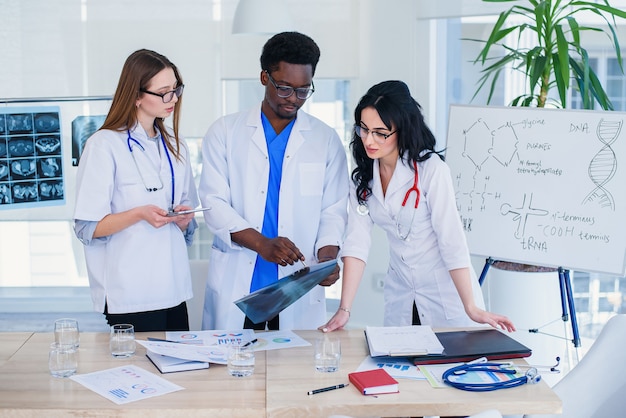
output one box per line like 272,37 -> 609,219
147,337 -> 182,344
307,383 -> 349,395
242,338 -> 258,347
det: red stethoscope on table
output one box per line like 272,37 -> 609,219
356,160 -> 420,240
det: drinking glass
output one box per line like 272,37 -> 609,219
48,342 -> 77,378
54,318 -> 79,348
109,324 -> 136,358
314,336 -> 341,372
227,344 -> 255,377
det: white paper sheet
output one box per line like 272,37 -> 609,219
167,329 -> 311,351
70,365 -> 183,405
355,356 -> 426,380
137,340 -> 229,364
165,329 -> 256,346
365,325 -> 445,356
248,330 -> 311,351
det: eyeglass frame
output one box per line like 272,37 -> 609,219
264,71 -> 315,100
140,84 -> 185,103
354,124 -> 398,144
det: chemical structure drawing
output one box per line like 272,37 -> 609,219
582,118 -> 621,210
454,118 -> 519,213
500,193 -> 549,239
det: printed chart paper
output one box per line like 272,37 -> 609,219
356,356 -> 425,380
136,340 -> 229,364
70,365 -> 183,405
165,329 -> 256,346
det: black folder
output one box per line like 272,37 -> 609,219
411,328 -> 532,365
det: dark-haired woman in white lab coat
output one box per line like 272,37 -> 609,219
321,81 -> 515,332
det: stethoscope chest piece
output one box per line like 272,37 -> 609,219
357,203 -> 369,216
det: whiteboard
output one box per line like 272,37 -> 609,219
446,104 -> 626,275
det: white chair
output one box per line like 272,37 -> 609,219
470,410 -> 503,418
524,314 -> 626,418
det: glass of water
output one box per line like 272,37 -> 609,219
109,324 -> 136,358
48,342 -> 77,378
314,336 -> 341,372
54,318 -> 79,348
227,344 -> 255,377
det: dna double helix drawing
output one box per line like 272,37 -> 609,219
582,119 -> 622,210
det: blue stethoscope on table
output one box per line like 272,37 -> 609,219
127,129 -> 175,211
442,357 -> 547,392
357,160 -> 420,240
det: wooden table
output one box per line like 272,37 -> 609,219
266,329 -> 562,417
0,332 -> 32,366
0,330 -> 562,417
0,332 -> 265,417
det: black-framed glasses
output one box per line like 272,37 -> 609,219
140,84 -> 185,103
265,71 -> 315,100
354,124 -> 398,144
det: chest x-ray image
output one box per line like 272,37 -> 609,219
71,115 -> 106,166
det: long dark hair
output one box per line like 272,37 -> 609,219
101,49 -> 184,160
351,80 -> 443,204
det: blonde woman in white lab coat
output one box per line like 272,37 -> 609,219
320,81 -> 515,332
74,49 -> 199,332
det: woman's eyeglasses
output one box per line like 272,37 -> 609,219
354,124 -> 398,145
140,84 -> 185,103
265,71 -> 315,100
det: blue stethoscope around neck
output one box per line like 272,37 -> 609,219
126,128 -> 175,211
357,160 -> 420,240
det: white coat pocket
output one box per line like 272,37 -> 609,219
299,163 -> 324,196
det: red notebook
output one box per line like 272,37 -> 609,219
348,368 -> 399,395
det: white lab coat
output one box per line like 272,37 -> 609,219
73,124 -> 199,314
198,104 -> 349,330
342,155 -> 485,327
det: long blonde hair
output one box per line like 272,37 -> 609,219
101,49 -> 184,160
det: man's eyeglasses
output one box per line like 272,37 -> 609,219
354,124 -> 398,144
265,71 -> 315,100
140,84 -> 185,103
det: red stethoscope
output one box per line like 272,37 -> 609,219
357,161 -> 420,240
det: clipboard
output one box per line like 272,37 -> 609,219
364,325 -> 444,357
234,259 -> 337,324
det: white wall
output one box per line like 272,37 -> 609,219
0,0 -> 442,137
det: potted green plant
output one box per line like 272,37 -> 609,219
469,0 -> 626,110
467,0 -> 626,272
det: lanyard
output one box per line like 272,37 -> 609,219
126,129 -> 175,210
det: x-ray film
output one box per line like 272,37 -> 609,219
234,259 -> 337,324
